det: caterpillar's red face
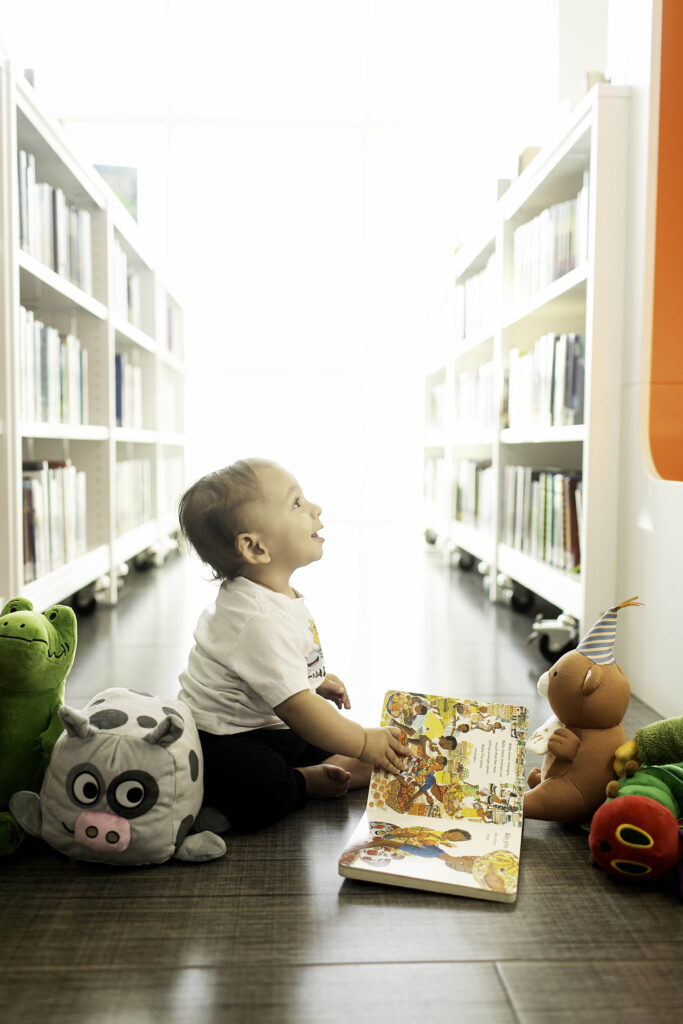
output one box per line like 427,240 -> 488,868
589,795 -> 682,882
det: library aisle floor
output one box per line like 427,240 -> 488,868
1,525 -> 681,1024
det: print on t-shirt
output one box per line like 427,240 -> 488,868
307,618 -> 326,683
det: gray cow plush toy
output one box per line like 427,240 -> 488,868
10,687 -> 226,865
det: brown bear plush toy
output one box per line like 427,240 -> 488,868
524,597 -> 642,825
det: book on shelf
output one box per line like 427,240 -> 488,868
127,271 -> 141,328
116,458 -> 152,534
18,306 -> 89,425
22,463 -> 49,583
165,302 -> 183,358
52,187 -> 69,278
338,690 -> 528,902
113,238 -> 142,327
426,380 -> 445,435
455,253 -> 497,342
454,459 -> 493,532
502,465 -> 582,572
22,459 -> 87,582
17,149 -> 92,292
512,172 -> 589,302
115,351 -> 144,429
423,454 -> 446,510
453,359 -> 496,435
506,333 -> 585,432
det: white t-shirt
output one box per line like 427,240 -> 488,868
178,576 -> 326,735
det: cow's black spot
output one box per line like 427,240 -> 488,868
189,750 -> 199,782
87,699 -> 106,707
89,709 -> 128,729
137,715 -> 158,728
131,690 -> 154,698
175,815 -> 194,852
162,706 -> 183,720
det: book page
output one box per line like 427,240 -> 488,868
340,690 -> 528,899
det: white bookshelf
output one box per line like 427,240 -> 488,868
424,84 -> 630,632
0,61 -> 186,609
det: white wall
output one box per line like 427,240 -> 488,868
606,0 -> 683,718
557,0 -> 609,109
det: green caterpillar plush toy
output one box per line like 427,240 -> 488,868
0,597 -> 77,855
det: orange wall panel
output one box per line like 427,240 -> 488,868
648,0 -> 683,479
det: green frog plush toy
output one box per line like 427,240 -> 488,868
0,597 -> 77,854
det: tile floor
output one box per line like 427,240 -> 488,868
1,527 -> 680,1024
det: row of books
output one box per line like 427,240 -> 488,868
23,459 -> 87,583
18,305 -> 89,425
501,465 -> 582,572
165,302 -> 183,358
18,150 -> 93,293
425,380 -> 445,435
506,333 -> 585,432
116,459 -> 153,534
113,239 -> 142,328
512,171 -> 589,301
453,459 -> 493,532
453,360 -> 497,435
454,253 -> 496,342
115,351 -> 144,429
423,454 -> 446,512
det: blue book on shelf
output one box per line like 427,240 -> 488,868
115,352 -> 123,427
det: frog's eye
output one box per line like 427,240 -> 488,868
44,606 -> 74,631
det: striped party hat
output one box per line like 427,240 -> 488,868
577,597 -> 643,665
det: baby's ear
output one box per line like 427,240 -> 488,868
235,533 -> 271,564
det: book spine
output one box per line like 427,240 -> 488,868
18,150 -> 28,251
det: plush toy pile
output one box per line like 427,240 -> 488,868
0,598 -> 76,855
589,716 -> 683,892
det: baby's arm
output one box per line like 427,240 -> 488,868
275,690 -> 410,774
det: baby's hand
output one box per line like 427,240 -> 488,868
317,673 -> 351,710
360,727 -> 410,774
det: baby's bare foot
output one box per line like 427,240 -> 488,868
296,763 -> 351,799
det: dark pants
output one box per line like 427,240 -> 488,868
199,727 -> 331,832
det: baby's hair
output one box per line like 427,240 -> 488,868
178,458 -> 271,580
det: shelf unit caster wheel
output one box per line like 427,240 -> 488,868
527,613 -> 579,663
510,586 -> 534,614
538,633 -> 574,661
73,575 -> 111,617
457,550 -> 475,572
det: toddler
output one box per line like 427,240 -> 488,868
177,457 -> 409,832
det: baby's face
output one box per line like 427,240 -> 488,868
249,464 -> 325,571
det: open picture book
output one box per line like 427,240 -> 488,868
339,690 -> 528,902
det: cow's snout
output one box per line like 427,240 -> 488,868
74,811 -> 131,853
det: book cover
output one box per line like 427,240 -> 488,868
339,691 -> 528,902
